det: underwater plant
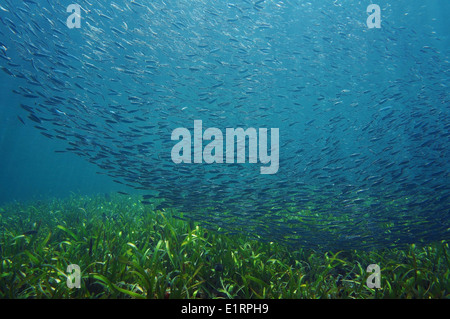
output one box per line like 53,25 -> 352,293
0,194 -> 448,299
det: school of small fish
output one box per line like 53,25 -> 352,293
0,0 -> 448,249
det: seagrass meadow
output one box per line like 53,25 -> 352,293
0,194 -> 448,299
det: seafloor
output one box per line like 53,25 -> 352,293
0,194 -> 448,299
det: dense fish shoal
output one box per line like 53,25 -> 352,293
0,0 -> 448,249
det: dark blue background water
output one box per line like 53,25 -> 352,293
0,80 -> 118,204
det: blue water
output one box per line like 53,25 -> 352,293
0,0 -> 448,248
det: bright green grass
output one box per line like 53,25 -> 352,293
0,194 -> 448,299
